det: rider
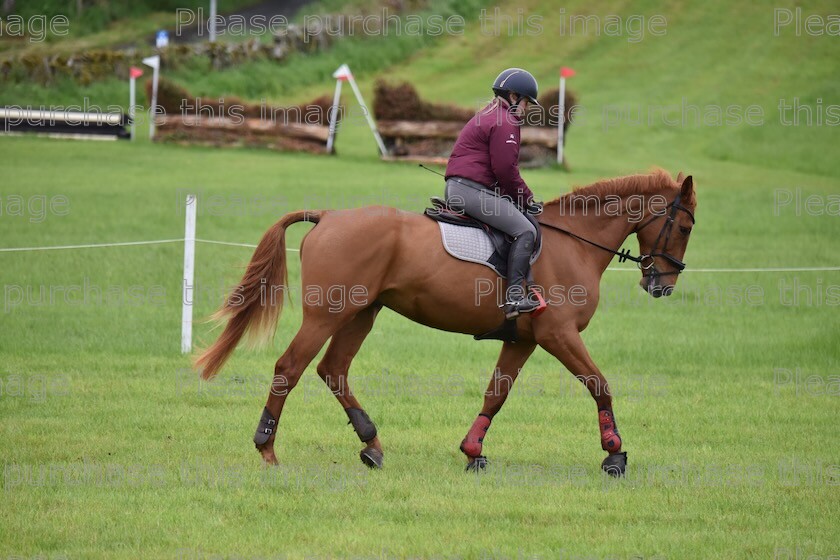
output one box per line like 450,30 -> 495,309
444,68 -> 544,318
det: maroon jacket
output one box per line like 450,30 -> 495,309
445,99 -> 534,207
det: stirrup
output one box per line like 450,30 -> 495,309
502,286 -> 547,319
503,299 -> 538,319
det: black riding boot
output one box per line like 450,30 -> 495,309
503,232 -> 538,319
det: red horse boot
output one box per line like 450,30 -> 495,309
599,408 -> 627,477
460,414 -> 491,472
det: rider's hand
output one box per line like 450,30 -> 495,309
525,199 -> 544,215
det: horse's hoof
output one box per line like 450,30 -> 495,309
259,453 -> 279,466
256,445 -> 279,466
360,446 -> 383,469
465,456 -> 488,472
601,451 -> 627,477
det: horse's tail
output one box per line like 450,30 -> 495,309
195,210 -> 322,380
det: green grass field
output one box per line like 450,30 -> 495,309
1,1 -> 839,559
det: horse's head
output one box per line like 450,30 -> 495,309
635,173 -> 696,297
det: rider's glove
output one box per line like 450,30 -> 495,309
525,199 -> 544,215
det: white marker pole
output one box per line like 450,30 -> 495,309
150,63 -> 159,139
129,76 -> 136,141
181,194 -> 197,354
556,67 -> 576,165
557,74 -> 566,165
143,55 -> 160,139
209,0 -> 217,43
325,77 -> 343,154
346,72 -> 388,157
129,68 -> 143,141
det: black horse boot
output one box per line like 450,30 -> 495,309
503,232 -> 538,319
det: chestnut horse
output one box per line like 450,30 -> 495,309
195,169 -> 697,476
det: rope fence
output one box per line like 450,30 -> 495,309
0,238 -> 296,253
0,238 -> 835,272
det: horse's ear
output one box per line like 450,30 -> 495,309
676,171 -> 686,184
680,175 -> 694,197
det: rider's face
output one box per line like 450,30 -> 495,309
511,95 -> 529,116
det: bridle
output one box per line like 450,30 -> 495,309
631,192 -> 696,285
537,193 -> 696,283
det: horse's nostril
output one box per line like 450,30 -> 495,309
662,286 -> 674,296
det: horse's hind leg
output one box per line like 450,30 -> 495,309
315,305 -> 384,468
254,318 -> 335,465
536,328 -> 627,477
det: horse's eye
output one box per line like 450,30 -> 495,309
679,226 -> 692,236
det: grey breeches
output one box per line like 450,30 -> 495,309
444,178 -> 537,240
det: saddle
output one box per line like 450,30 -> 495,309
423,196 -> 542,278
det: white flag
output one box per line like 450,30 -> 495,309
142,55 -> 160,69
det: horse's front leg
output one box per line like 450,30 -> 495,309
536,328 -> 627,477
461,341 -> 535,471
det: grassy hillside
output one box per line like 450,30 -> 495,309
377,0 -> 840,177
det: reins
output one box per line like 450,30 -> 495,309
536,220 -> 645,265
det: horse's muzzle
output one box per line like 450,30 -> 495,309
640,277 -> 674,298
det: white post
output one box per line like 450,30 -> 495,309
346,73 -> 388,157
143,56 -> 161,140
209,0 -> 217,43
557,75 -> 566,165
325,78 -> 343,154
181,194 -> 197,354
129,76 -> 136,141
150,63 -> 159,139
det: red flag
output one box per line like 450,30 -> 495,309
560,67 -> 576,78
130,67 -> 144,79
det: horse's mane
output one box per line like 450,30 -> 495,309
547,169 -> 695,208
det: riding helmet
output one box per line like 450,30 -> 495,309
492,68 -> 540,107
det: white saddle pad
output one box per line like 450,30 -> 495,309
437,222 -> 540,276
439,222 -> 496,267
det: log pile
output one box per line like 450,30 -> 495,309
147,78 -> 339,154
373,80 -> 578,167
152,115 -> 332,153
